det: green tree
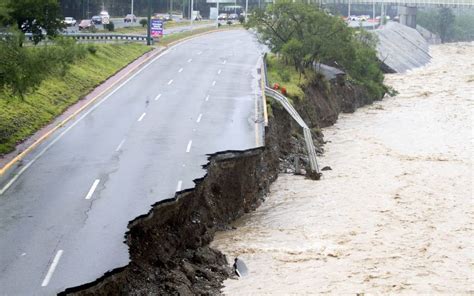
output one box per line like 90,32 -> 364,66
437,7 -> 455,43
6,0 -> 64,44
247,0 -> 386,99
0,1 -> 10,25
247,1 -> 356,73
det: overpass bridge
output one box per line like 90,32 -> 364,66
324,0 -> 473,28
324,0 -> 474,7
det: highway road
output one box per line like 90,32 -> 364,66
0,30 -> 265,295
64,17 -> 214,35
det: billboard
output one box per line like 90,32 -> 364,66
151,19 -> 163,38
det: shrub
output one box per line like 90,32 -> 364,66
87,45 -> 97,54
280,70 -> 290,82
226,20 -> 232,26
139,19 -> 148,28
105,21 -> 115,31
239,15 -> 245,24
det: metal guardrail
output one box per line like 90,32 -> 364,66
262,53 -> 320,174
19,32 -> 149,43
264,87 -> 321,175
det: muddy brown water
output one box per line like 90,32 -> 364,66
212,43 -> 473,294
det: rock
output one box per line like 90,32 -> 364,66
321,166 -> 332,171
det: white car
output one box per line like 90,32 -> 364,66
64,17 -> 77,26
100,10 -> 110,24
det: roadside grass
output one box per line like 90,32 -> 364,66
266,54 -> 306,102
0,43 -> 151,155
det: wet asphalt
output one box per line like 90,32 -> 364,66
0,30 -> 264,295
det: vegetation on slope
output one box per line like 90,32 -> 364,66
247,1 -> 387,101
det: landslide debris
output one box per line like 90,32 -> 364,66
61,129 -> 280,295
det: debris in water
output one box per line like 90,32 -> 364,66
233,258 -> 248,277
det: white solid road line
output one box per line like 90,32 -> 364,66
41,250 -> 63,287
177,180 -> 183,191
178,68 -> 183,73
196,114 -> 202,123
187,58 -> 192,63
85,179 -> 100,200
154,94 -> 161,101
205,95 -> 210,101
168,79 -> 174,85
186,140 -> 192,153
137,112 -> 147,122
115,139 -> 126,152
212,81 -> 216,86
218,69 -> 222,75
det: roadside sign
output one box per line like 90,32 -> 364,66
151,19 -> 163,38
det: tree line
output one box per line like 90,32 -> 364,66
247,1 -> 387,99
417,7 -> 474,43
0,0 -> 93,98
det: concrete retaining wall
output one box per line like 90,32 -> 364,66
374,21 -> 431,73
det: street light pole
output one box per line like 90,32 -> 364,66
131,0 -> 134,15
216,0 -> 219,28
348,0 -> 351,18
147,0 -> 151,45
191,0 -> 194,26
372,0 -> 375,29
245,0 -> 248,23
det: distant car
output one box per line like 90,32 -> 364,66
91,15 -> 102,24
228,13 -> 238,20
154,14 -> 172,22
78,20 -> 95,31
218,13 -> 227,20
64,17 -> 77,26
124,14 -> 137,23
100,10 -> 110,25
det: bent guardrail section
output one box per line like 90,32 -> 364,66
264,87 -> 320,175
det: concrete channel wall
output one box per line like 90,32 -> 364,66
374,21 -> 431,73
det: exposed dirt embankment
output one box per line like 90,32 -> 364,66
271,77 -> 379,171
61,127 -> 280,295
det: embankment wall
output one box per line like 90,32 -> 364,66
375,21 -> 431,73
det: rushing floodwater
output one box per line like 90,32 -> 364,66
212,43 -> 473,294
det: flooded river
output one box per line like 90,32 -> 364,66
212,43 -> 473,294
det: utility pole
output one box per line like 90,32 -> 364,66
147,0 -> 151,45
131,0 -> 134,15
216,0 -> 219,27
